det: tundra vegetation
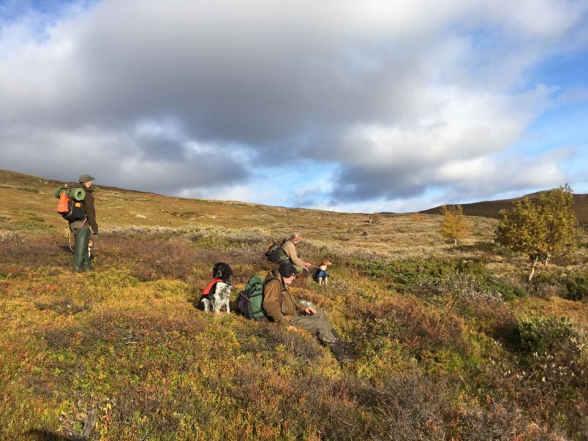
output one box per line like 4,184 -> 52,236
0,170 -> 587,441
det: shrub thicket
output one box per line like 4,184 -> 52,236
355,257 -> 525,301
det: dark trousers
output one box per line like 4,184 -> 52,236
70,222 -> 92,271
290,309 -> 337,344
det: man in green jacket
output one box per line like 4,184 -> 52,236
70,175 -> 98,272
263,262 -> 338,346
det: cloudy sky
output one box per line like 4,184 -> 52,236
1,0 -> 587,212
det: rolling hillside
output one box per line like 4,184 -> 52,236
421,191 -> 588,225
0,169 -> 498,259
1,169 -> 587,441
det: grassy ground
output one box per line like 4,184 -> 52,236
1,170 -> 587,441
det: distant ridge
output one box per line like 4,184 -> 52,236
420,191 -> 588,225
2,169 -> 588,224
0,168 -> 152,195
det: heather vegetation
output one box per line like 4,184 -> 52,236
0,170 -> 587,440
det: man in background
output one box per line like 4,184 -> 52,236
281,233 -> 312,274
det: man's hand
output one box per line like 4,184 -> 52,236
303,307 -> 316,316
303,262 -> 312,269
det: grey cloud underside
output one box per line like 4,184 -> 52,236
0,127 -> 248,193
47,33 -> 421,147
333,166 -> 429,202
0,0 -> 585,203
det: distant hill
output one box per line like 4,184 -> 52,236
4,167 -> 496,258
3,168 -> 587,227
421,191 -> 588,225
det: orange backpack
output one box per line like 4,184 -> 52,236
55,186 -> 86,222
57,190 -> 70,215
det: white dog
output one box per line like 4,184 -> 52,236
212,281 -> 232,313
202,281 -> 232,313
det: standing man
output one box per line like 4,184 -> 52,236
281,233 -> 312,273
70,175 -> 98,272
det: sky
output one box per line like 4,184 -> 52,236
0,0 -> 587,213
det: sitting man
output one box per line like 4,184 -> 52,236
263,262 -> 339,348
281,232 -> 312,274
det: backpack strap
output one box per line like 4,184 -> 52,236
202,278 -> 222,296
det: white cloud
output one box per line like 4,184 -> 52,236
0,0 -> 585,208
341,85 -> 546,166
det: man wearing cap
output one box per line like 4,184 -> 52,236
281,233 -> 312,273
70,175 -> 98,272
263,262 -> 339,347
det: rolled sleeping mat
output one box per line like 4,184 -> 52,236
54,186 -> 67,198
69,187 -> 86,201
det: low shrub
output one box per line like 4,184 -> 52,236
35,297 -> 92,315
347,297 -> 467,361
563,275 -> 588,301
510,316 -> 588,437
0,235 -> 70,272
353,257 -> 526,302
528,270 -> 588,301
96,233 -> 264,282
237,322 -> 325,362
351,374 -> 450,441
515,316 -> 579,355
528,272 -> 564,298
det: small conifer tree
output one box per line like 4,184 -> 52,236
495,185 -> 578,281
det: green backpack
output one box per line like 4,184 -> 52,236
237,275 -> 266,320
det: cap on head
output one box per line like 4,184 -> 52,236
79,174 -> 95,184
278,262 -> 297,278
